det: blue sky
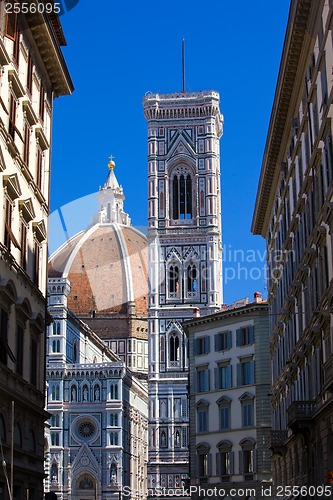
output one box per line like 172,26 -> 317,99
50,0 -> 291,304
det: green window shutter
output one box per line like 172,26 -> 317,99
193,338 -> 198,356
230,451 -> 235,475
250,361 -> 255,384
239,450 -> 243,474
236,328 -> 241,346
249,325 -> 255,344
227,330 -> 232,349
237,363 -> 242,386
216,452 -> 221,475
205,335 -> 210,354
208,453 -> 212,476
253,449 -> 257,473
214,367 -> 219,390
229,365 -> 233,388
214,333 -> 219,351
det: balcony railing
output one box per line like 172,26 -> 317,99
270,430 -> 288,446
287,401 -> 316,431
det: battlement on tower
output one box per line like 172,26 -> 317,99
143,90 -> 222,121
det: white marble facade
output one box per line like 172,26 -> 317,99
46,278 -> 148,500
143,91 -> 224,495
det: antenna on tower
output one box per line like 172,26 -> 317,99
182,38 -> 186,93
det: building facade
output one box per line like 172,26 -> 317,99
184,294 -> 272,498
252,0 -> 333,488
143,91 -> 223,495
46,277 -> 148,500
49,161 -> 149,379
0,5 -> 73,499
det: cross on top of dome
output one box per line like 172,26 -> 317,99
108,154 -> 115,170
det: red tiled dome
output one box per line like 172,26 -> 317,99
49,223 -> 148,315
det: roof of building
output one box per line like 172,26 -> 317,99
49,163 -> 148,316
183,292 -> 268,331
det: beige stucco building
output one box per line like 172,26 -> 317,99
0,4 -> 73,499
184,294 -> 272,498
252,0 -> 333,489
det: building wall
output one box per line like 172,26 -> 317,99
0,6 -> 72,500
185,301 -> 271,497
143,91 -> 223,495
252,0 -> 333,488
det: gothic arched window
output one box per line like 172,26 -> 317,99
51,384 -> 60,401
169,265 -> 179,294
187,263 -> 197,293
170,333 -> 180,362
110,383 -> 118,400
172,173 -> 192,220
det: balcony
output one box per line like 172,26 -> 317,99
269,430 -> 288,456
287,401 -> 315,434
323,355 -> 333,391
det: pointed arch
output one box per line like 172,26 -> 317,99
169,162 -> 195,222
169,332 -> 180,362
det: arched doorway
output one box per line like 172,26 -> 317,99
72,472 -> 97,500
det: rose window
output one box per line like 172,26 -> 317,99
77,421 -> 96,439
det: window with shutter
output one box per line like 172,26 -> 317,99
4,198 -> 13,250
16,324 -> 24,376
27,55 -> 33,95
241,400 -> 254,427
197,368 -> 209,392
197,335 -> 210,355
39,85 -> 45,122
198,453 -> 208,477
238,359 -> 255,385
215,331 -> 231,351
197,408 -> 208,433
0,308 -> 9,365
219,406 -> 230,430
36,147 -> 42,189
5,12 -> 17,40
23,123 -> 30,166
33,241 -> 40,286
215,364 -> 232,390
20,221 -> 27,270
9,95 -> 16,140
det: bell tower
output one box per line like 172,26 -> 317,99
143,90 -> 223,493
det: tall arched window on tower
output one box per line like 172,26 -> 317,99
168,265 -> 179,297
187,263 -> 197,297
169,332 -> 180,366
172,173 -> 192,220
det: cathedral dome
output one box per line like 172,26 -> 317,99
49,162 -> 148,316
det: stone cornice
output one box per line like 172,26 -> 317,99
251,0 -> 313,236
183,301 -> 268,333
24,10 -> 74,97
